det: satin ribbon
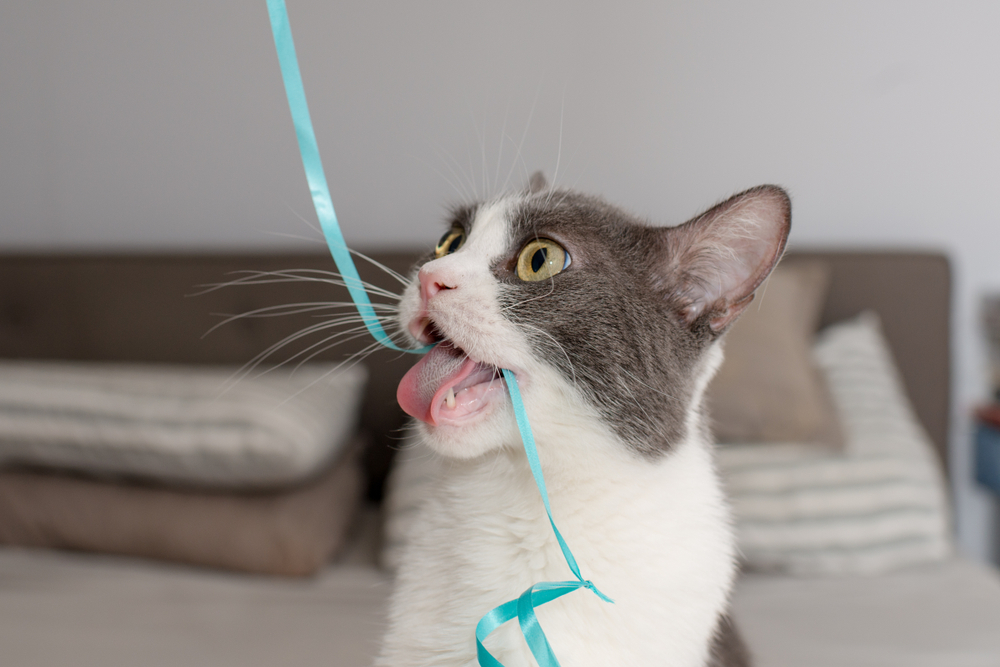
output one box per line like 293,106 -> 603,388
476,372 -> 613,667
265,3 -> 611,664
266,0 -> 428,353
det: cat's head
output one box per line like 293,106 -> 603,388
397,177 -> 790,460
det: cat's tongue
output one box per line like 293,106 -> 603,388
397,342 -> 501,426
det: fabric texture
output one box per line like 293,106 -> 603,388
732,558 -> 1000,667
708,260 -> 843,448
0,361 -> 366,488
717,312 -> 951,575
0,438 -> 365,576
0,548 -> 391,667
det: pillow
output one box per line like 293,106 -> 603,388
0,438 -> 365,576
0,361 -> 367,488
708,260 -> 843,448
717,312 -> 952,575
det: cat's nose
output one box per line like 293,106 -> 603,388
418,265 -> 457,304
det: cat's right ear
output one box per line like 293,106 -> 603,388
657,185 -> 791,334
528,171 -> 548,194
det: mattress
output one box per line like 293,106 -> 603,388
2,537 -> 999,667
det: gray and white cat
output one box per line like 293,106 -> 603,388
378,177 -> 790,667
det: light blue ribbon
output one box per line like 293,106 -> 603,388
476,372 -> 613,667
265,3 -> 611,664
266,0 -> 427,353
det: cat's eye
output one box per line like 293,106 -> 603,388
434,228 -> 465,258
516,238 -> 570,282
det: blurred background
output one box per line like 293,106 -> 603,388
1,0 -> 998,564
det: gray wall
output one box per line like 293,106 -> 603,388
2,1 -> 999,561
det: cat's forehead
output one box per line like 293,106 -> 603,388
455,190 -> 649,260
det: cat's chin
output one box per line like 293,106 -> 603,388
417,404 -> 519,460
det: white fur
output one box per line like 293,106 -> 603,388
378,199 -> 737,667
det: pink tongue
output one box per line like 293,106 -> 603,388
397,342 -> 481,425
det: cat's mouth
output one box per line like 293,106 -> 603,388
396,333 -> 505,427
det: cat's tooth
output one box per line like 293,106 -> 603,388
445,387 -> 456,409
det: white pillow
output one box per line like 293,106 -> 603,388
717,312 -> 952,575
0,361 -> 367,488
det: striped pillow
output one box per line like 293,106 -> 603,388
717,312 -> 951,575
0,361 -> 367,488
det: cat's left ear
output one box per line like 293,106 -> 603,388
658,185 -> 791,334
528,171 -> 548,194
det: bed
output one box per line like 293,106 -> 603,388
0,249 -> 998,667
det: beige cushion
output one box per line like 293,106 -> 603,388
708,260 -> 842,447
717,313 -> 951,575
0,362 -> 367,488
0,439 -> 365,577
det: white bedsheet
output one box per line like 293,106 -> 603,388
733,558 -> 1000,666
1,543 -> 998,667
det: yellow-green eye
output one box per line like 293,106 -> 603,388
516,238 -> 569,282
435,228 -> 465,258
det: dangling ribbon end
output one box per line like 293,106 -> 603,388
583,580 -> 615,605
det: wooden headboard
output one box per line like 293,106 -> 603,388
0,250 -> 951,495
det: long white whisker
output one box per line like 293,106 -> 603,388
494,98 -> 511,195
202,302 -> 398,338
516,321 -> 579,392
502,82 -> 541,193
191,270 -> 401,301
349,248 -> 410,287
282,201 -> 322,234
262,230 -> 327,245
545,93 -> 566,207
223,321 -> 378,391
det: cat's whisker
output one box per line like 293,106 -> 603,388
234,326 -> 376,390
289,331 -> 386,375
544,93 -> 567,207
223,319 -> 375,389
499,279 -> 557,313
493,99 -> 512,197
203,302 -> 398,338
515,321 -> 579,392
262,230 -> 327,245
192,270 -> 402,301
282,200 -> 323,235
349,248 -> 411,287
501,82 -> 540,194
412,151 -> 472,205
427,139 -> 478,203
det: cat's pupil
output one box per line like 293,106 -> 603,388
447,234 -> 463,254
531,248 -> 547,272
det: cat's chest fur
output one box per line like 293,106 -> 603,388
379,398 -> 736,667
378,181 -> 790,666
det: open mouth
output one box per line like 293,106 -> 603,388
396,323 -> 505,427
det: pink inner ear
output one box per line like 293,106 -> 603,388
665,185 -> 790,330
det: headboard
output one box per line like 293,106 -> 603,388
0,250 -> 951,495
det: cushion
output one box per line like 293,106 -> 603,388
0,437 -> 365,576
708,260 -> 843,448
0,361 -> 367,488
717,312 -> 951,575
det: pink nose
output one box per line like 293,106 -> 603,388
408,266 -> 458,343
419,265 -> 456,304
